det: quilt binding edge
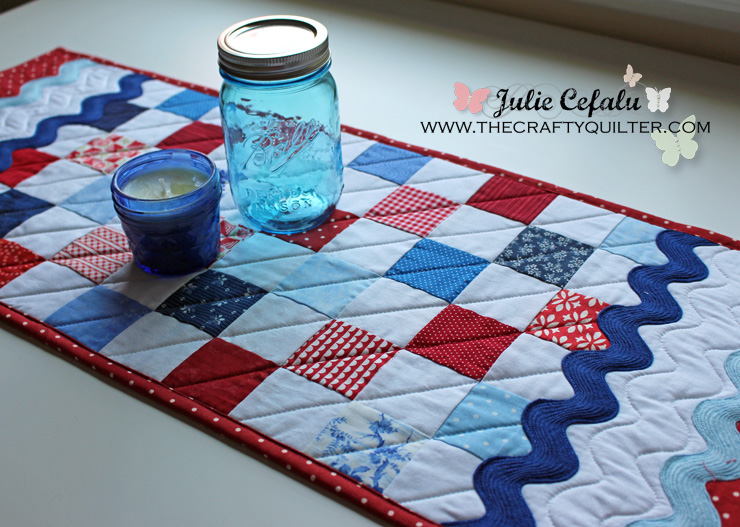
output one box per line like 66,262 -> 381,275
0,47 -> 737,527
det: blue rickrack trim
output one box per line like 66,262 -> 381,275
629,350 -> 740,527
0,73 -> 150,172
445,229 -> 716,527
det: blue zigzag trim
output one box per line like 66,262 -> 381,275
445,230 -> 716,527
0,73 -> 149,172
630,351 -> 740,527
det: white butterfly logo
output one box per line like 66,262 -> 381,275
645,87 -> 671,112
623,64 -> 642,87
651,115 -> 698,167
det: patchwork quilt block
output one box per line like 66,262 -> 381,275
2,49 -> 740,527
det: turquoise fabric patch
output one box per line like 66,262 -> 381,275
156,89 -> 219,121
435,383 -> 531,459
347,143 -> 431,185
273,253 -> 378,318
60,175 -> 116,225
600,217 -> 668,265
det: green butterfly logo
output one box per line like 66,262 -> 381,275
650,115 -> 698,167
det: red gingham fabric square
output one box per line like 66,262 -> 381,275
284,319 -> 399,399
51,226 -> 132,284
467,175 -> 556,224
526,289 -> 610,351
156,121 -> 224,154
406,304 -> 521,380
365,185 -> 460,237
0,149 -> 59,187
0,239 -> 45,288
66,134 -> 151,174
162,338 -> 278,415
272,209 -> 359,251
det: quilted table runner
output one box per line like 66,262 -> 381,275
2,49 -> 740,527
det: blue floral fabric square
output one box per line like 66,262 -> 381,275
304,402 -> 427,492
385,238 -> 489,303
435,383 -> 531,459
156,90 -> 219,121
45,286 -> 151,352
348,143 -> 431,185
156,270 -> 266,337
494,226 -> 594,287
0,189 -> 53,237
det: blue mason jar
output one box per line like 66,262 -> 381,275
217,16 -> 343,234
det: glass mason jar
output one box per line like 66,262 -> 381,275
217,16 -> 343,234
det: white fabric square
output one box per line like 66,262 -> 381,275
212,233 -> 313,292
385,439 -> 484,524
15,160 -> 101,205
127,79 -> 185,108
4,206 -> 99,259
339,278 -> 448,347
208,143 -> 226,162
356,350 -> 475,436
340,134 -> 374,165
455,263 -> 560,331
484,333 -> 573,401
229,368 -> 349,450
429,204 -> 525,262
407,160 -> 491,203
320,218 -> 419,275
113,108 -> 191,146
336,168 -> 398,217
220,293 -> 331,364
100,311 -> 211,381
103,262 -> 197,309
37,125 -> 107,158
566,248 -> 641,306
198,105 -> 221,125
0,261 -> 92,320
531,195 -> 625,247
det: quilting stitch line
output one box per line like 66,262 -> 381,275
444,230 -> 716,527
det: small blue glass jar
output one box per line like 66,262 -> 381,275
111,149 -> 221,276
217,16 -> 343,234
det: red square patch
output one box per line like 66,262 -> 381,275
156,121 -> 224,154
271,209 -> 359,251
0,149 -> 59,187
66,134 -> 151,174
0,239 -> 45,288
162,338 -> 278,414
365,185 -> 459,237
407,304 -> 521,380
51,226 -> 132,284
467,176 -> 556,224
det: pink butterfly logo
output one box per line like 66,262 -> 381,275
623,64 -> 642,88
453,83 -> 490,114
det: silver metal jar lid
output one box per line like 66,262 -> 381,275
217,15 -> 330,81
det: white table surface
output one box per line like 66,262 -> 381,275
0,1 -> 738,526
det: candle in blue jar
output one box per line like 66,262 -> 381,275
111,149 -> 221,276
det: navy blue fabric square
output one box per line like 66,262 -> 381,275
348,143 -> 431,185
45,286 -> 151,352
385,238 -> 489,303
156,90 -> 219,121
494,226 -> 595,287
89,101 -> 147,132
0,189 -> 53,237
156,270 -> 266,337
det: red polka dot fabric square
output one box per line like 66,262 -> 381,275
525,289 -> 610,351
406,304 -> 521,380
707,478 -> 740,527
51,226 -> 132,284
365,185 -> 460,237
162,338 -> 278,415
467,175 -> 556,224
156,120 -> 224,154
0,149 -> 59,188
66,133 -> 152,174
0,239 -> 45,288
271,209 -> 359,252
283,319 -> 400,399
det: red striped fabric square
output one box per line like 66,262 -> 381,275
52,226 -> 132,284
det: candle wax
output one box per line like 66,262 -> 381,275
121,168 -> 209,199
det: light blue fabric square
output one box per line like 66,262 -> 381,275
45,286 -> 151,351
304,402 -> 427,492
348,143 -> 431,185
600,217 -> 668,265
273,253 -> 378,318
156,90 -> 219,121
435,383 -> 532,459
386,238 -> 489,303
60,175 -> 116,224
